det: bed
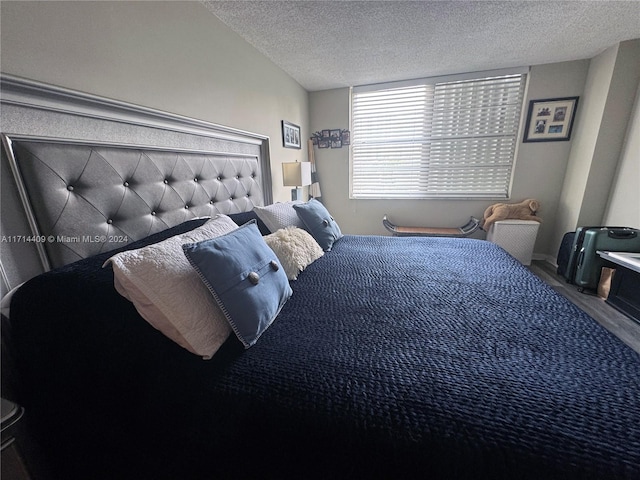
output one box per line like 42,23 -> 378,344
2,77 -> 640,480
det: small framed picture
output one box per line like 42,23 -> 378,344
341,130 -> 351,146
318,139 -> 330,149
523,97 -> 579,142
329,129 -> 341,148
282,120 -> 301,149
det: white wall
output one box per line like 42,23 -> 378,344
586,40 -> 640,228
555,45 -> 619,239
514,61 -> 589,256
0,0 -> 308,202
603,81 -> 640,227
2,1 -> 637,257
310,61 -> 590,257
554,39 -> 640,253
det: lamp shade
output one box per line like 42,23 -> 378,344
282,162 -> 312,187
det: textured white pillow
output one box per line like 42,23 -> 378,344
264,227 -> 324,280
253,201 -> 305,233
103,215 -> 238,359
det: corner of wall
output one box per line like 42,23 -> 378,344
602,68 -> 640,227
551,42 -> 620,254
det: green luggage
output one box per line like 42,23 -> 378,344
574,227 -> 640,292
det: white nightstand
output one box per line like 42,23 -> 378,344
487,220 -> 540,265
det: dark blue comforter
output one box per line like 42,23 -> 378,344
9,222 -> 640,480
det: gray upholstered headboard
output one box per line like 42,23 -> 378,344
3,135 -> 265,270
0,74 -> 273,294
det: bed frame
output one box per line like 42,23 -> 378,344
0,74 -> 273,293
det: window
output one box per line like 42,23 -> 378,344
350,68 -> 528,199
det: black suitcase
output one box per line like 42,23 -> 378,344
556,231 -> 575,277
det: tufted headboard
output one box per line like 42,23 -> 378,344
3,135 -> 265,270
0,74 -> 273,293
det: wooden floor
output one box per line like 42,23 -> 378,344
528,260 -> 640,354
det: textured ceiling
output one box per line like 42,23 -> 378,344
203,0 -> 640,91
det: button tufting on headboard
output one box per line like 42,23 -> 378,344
8,139 -> 265,269
0,76 -> 273,290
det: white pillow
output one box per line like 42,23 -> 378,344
264,227 -> 324,280
103,215 -> 238,359
253,201 -> 305,233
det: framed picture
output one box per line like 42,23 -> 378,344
311,128 -> 350,149
523,97 -> 579,142
330,129 -> 342,148
282,121 -> 301,149
341,130 -> 351,146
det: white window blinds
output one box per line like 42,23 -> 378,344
351,69 -> 528,199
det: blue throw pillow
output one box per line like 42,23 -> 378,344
293,199 -> 343,251
182,222 -> 292,348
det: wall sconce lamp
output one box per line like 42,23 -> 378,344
282,161 -> 312,201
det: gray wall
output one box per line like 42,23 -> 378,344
310,61 -> 591,257
0,0 -> 309,203
310,42 -> 640,259
555,40 -> 640,252
2,1 -> 638,261
603,81 -> 640,227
